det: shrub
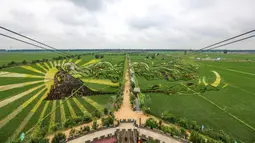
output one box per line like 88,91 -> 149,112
180,127 -> 188,138
104,108 -> 108,115
93,110 -> 101,118
161,111 -> 177,124
51,133 -> 66,143
145,118 -> 158,129
178,118 -> 188,129
30,138 -> 49,143
22,60 -> 28,65
158,120 -> 163,129
92,120 -> 98,130
190,131 -> 206,143
102,116 -> 114,127
8,61 -> 16,66
82,115 -> 92,123
69,128 -> 76,137
51,123 -> 61,132
64,116 -> 91,128
37,126 -> 48,138
82,126 -> 90,132
189,120 -> 200,131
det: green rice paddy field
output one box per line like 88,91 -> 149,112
0,53 -> 124,142
131,53 -> 255,142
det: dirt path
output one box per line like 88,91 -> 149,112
114,64 -> 149,124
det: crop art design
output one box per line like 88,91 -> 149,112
132,59 -> 226,95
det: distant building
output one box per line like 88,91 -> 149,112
216,57 -> 221,61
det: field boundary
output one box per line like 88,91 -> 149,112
182,84 -> 255,132
205,64 -> 255,76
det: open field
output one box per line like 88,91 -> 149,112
130,53 -> 255,142
0,54 -> 125,142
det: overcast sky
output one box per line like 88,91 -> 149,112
0,0 -> 255,50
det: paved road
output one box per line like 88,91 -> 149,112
68,128 -> 116,143
135,98 -> 140,111
68,123 -> 181,143
138,128 -> 181,143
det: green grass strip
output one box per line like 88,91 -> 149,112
44,62 -> 50,70
0,71 -> 44,78
0,84 -> 44,108
57,60 -> 61,66
48,100 -> 56,132
0,77 -> 43,86
36,63 -> 48,72
49,61 -> 54,68
72,98 -> 92,117
0,80 -> 44,92
59,100 -> 66,126
21,65 -> 45,75
54,61 -> 57,67
40,101 -> 53,128
0,87 -> 46,129
69,98 -> 83,117
31,100 -> 49,137
11,89 -> 47,138
0,82 -> 43,101
61,59 -> 66,67
55,100 -> 61,126
83,97 -> 104,115
62,101 -> 71,120
78,98 -> 98,114
66,99 -> 77,118
74,59 -> 82,64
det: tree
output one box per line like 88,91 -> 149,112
184,50 -> 187,55
102,116 -> 114,127
31,138 -> 49,143
158,120 -> 163,129
190,120 -> 200,131
145,118 -> 158,129
178,118 -> 188,128
92,120 -> 98,130
104,108 -> 108,115
190,131 -> 206,143
22,60 -> 28,65
51,133 -> 66,143
161,111 -> 177,124
93,110 -> 101,118
8,61 -> 16,66
223,50 -> 228,54
82,126 -> 90,132
95,55 -> 100,59
51,123 -> 61,132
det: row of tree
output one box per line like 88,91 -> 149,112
0,53 -> 90,69
145,118 -> 222,143
160,111 -> 241,143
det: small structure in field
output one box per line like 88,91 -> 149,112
133,87 -> 140,94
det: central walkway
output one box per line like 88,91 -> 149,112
48,60 -> 181,143
114,64 -> 149,124
68,122 -> 181,143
